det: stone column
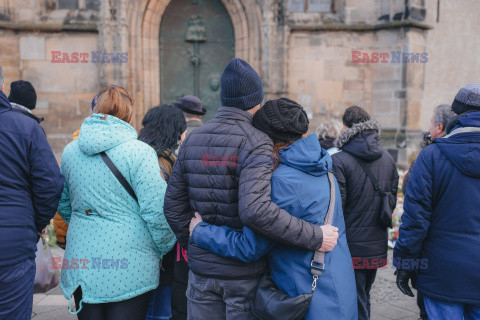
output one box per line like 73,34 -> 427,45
261,0 -> 288,99
97,0 -> 129,88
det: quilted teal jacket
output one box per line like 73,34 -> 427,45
57,114 -> 176,310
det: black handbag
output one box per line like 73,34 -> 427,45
354,157 -> 393,229
252,172 -> 336,320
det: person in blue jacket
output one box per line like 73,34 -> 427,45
394,83 -> 480,320
189,98 -> 357,320
0,66 -> 65,319
57,86 -> 176,320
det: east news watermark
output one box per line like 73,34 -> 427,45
51,51 -> 128,64
351,51 -> 428,64
51,257 -> 129,270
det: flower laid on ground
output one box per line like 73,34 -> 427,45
388,169 -> 406,248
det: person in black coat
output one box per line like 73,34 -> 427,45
164,58 -> 329,319
332,106 -> 399,320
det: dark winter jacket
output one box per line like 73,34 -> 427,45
0,90 -> 64,266
394,112 -> 480,304
332,120 -> 398,265
164,107 -> 324,279
10,102 -> 44,124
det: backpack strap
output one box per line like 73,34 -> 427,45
100,151 -> 138,202
353,157 -> 387,196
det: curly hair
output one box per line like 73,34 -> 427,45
138,105 -> 187,158
316,119 -> 343,140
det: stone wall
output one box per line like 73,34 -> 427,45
0,30 -> 99,159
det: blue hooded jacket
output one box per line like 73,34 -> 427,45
57,114 -> 176,309
191,134 -> 357,320
394,112 -> 480,304
0,90 -> 64,266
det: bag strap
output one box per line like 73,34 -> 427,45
353,157 -> 387,196
159,164 -> 170,183
310,172 -> 336,289
100,151 -> 138,202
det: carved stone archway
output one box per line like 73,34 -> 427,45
124,0 -> 262,127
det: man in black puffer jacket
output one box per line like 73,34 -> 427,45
164,58 -> 331,320
332,106 -> 398,320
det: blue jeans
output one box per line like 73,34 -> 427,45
424,296 -> 480,320
186,271 -> 259,320
0,259 -> 35,320
146,285 -> 172,320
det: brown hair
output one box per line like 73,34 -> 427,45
93,86 -> 134,123
272,141 -> 295,170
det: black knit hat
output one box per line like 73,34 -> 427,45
8,80 -> 37,110
220,58 -> 264,110
253,98 -> 309,143
451,83 -> 480,115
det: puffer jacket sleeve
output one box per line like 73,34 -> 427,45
238,137 -> 324,251
191,223 -> 275,263
332,154 -> 348,210
132,145 -> 176,257
28,122 -> 65,232
393,149 -> 433,270
164,145 -> 193,249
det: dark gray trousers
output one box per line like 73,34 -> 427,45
186,271 -> 259,320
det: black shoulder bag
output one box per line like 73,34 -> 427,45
252,172 -> 336,320
353,157 -> 393,229
100,151 -> 138,202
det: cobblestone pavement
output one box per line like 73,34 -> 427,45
32,249 -> 421,320
370,250 -> 420,320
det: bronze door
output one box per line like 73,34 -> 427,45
160,0 -> 235,120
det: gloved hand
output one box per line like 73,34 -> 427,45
395,269 -> 417,297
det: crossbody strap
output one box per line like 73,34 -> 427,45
353,157 -> 387,196
310,172 -> 336,290
100,151 -> 138,202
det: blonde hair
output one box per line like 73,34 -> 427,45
93,86 -> 134,123
316,119 -> 343,140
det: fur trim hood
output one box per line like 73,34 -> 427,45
335,120 -> 381,148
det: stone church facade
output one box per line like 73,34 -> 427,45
0,0 -> 479,164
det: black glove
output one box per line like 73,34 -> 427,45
395,269 -> 417,297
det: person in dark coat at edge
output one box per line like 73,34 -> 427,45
171,95 -> 206,320
400,103 -> 454,320
0,66 -> 65,319
332,106 -> 399,320
394,84 -> 480,320
138,105 -> 187,320
174,95 -> 206,136
8,80 -> 44,125
164,58 -> 332,320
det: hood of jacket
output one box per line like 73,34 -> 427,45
279,133 -> 332,176
0,90 -> 11,114
335,120 -> 384,162
436,112 -> 480,178
78,113 -> 138,156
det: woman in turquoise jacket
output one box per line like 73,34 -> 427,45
190,99 -> 357,320
57,86 -> 176,320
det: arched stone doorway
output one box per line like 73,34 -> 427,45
159,0 -> 234,119
125,0 -> 262,126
